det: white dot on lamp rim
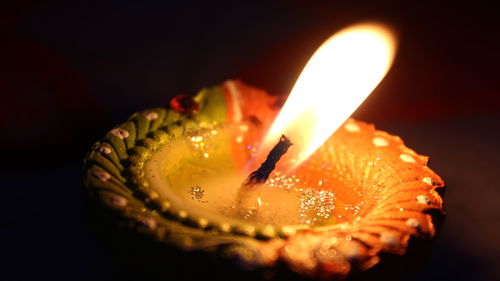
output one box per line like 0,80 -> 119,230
344,123 -> 360,132
93,171 -> 110,182
97,146 -> 111,155
405,218 -> 420,228
138,217 -> 157,229
144,111 -> 159,120
372,137 -> 389,147
416,195 -> 431,205
110,128 -> 129,139
379,232 -> 398,247
400,154 -> 416,163
422,177 -> 433,185
109,195 -> 128,207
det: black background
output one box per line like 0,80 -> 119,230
1,1 -> 499,280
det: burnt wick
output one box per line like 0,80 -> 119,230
243,135 -> 293,186
237,135 -> 293,219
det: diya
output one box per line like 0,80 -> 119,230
83,23 -> 445,280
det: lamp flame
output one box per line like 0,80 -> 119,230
261,23 -> 397,168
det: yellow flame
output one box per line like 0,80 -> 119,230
263,23 -> 397,167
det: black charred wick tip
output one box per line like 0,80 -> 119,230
243,135 -> 293,186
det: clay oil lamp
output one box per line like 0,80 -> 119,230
84,23 -> 444,280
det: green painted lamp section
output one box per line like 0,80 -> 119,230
83,86 -> 306,268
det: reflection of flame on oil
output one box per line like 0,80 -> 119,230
260,23 -> 397,170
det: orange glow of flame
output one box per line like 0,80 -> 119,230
261,23 -> 397,168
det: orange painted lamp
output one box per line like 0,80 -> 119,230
83,23 -> 445,280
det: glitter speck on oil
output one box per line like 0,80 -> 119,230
261,145 -> 368,225
298,188 -> 336,225
189,186 -> 208,203
265,171 -> 341,225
